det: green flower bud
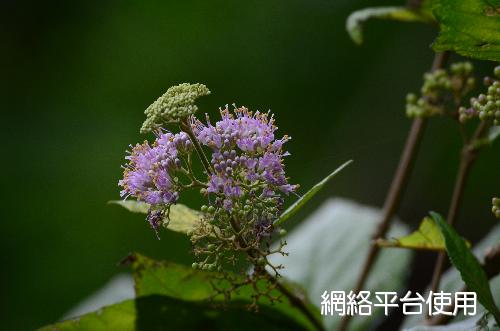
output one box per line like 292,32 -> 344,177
406,93 -> 417,103
494,66 -> 500,78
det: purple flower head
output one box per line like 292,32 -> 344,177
191,106 -> 297,211
119,131 -> 191,206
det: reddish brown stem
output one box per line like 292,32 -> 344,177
337,51 -> 449,331
428,120 -> 488,297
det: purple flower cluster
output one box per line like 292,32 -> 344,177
119,131 -> 192,205
191,107 -> 297,210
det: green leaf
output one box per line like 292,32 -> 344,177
376,217 -> 445,251
376,217 -> 471,251
431,211 -> 500,324
432,0 -> 500,61
39,295 -> 309,331
109,200 -> 150,213
109,200 -> 201,234
130,253 -> 225,300
346,6 -> 434,45
128,253 -> 321,331
270,198 -> 412,331
275,160 -> 352,226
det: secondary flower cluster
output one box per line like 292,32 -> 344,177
459,66 -> 500,125
119,131 -> 192,206
493,197 -> 500,219
406,62 -> 475,118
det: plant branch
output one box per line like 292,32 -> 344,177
338,51 -> 449,331
428,120 -> 489,297
228,217 -> 326,331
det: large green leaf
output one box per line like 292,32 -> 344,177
270,198 -> 412,331
128,253 -> 321,331
275,160 -> 352,226
39,295 -> 309,331
130,253 -> 229,300
432,0 -> 500,61
109,200 -> 201,234
431,211 -> 500,324
346,6 -> 434,45
402,224 -> 500,329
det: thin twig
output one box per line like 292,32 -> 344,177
229,217 -> 326,331
338,51 -> 449,331
179,119 -> 213,175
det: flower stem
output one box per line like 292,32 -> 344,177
428,120 -> 489,297
179,119 -> 213,175
337,51 -> 449,331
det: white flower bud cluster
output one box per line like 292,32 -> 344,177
141,83 -> 210,133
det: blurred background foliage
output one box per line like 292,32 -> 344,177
1,0 -> 498,330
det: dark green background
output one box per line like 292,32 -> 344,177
2,1 -> 498,330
